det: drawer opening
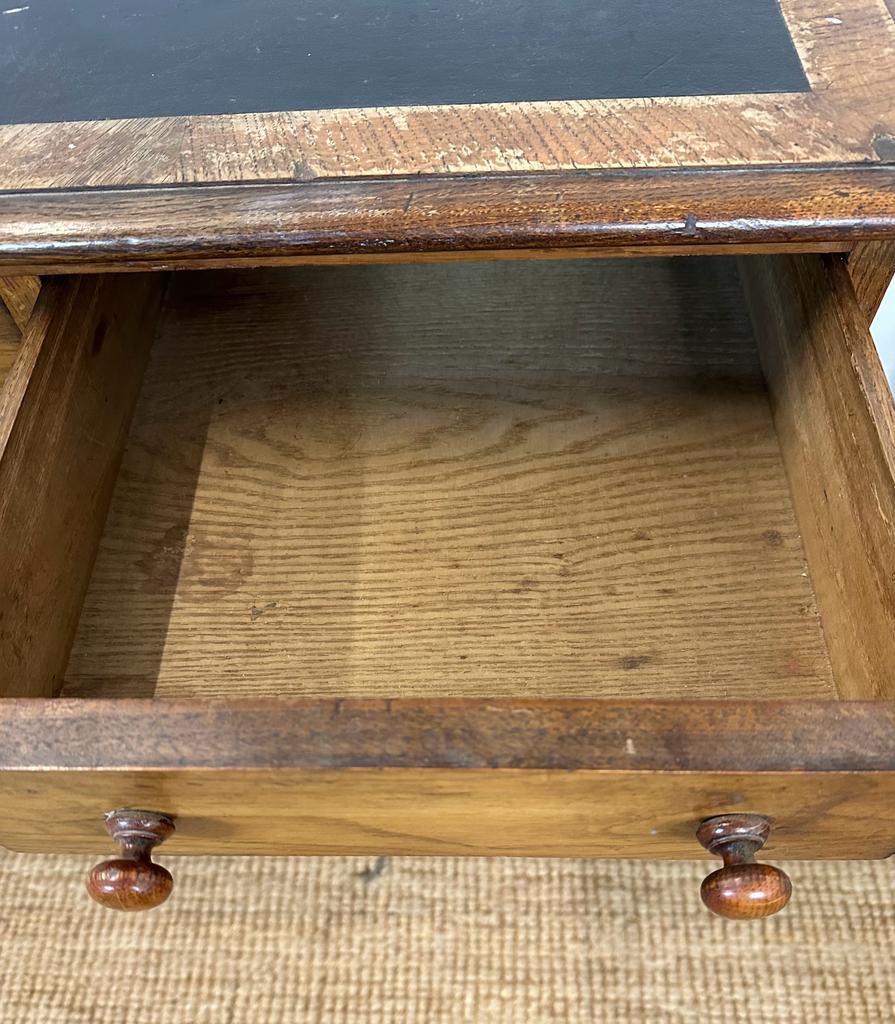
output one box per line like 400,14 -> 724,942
44,256 -> 843,701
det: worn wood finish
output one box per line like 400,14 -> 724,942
0,276 -> 40,333
0,0 -> 892,193
0,240 -> 853,278
3,699 -> 894,858
848,241 -> 895,321
0,303 -> 19,381
1,765 -> 894,859
0,274 -> 167,697
740,254 -> 895,700
63,260 -> 834,700
4,699 -> 895,773
0,169 -> 892,275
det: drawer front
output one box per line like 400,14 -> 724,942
1,699 -> 895,860
4,767 -> 895,861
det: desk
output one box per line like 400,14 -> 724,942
1,0 -> 894,921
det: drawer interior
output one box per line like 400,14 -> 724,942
0,301 -> 19,376
53,257 -> 837,700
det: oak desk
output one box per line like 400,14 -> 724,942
1,0 -> 894,919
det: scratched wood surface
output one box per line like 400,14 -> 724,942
0,302 -> 18,379
743,254 -> 895,700
848,241 -> 895,321
0,276 -> 40,334
1,170 -> 890,277
0,0 -> 893,192
63,258 -> 835,700
0,275 -> 166,698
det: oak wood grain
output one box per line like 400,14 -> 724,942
741,254 -> 895,699
0,242 -> 852,278
0,274 -> 167,697
4,698 -> 894,858
848,241 -> 895,321
1,765 -> 894,859
3,699 -> 895,773
0,276 -> 40,333
64,259 -> 834,700
0,303 -> 19,381
0,169 -> 891,276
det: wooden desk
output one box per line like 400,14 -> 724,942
0,0 -> 894,920
0,0 -> 892,270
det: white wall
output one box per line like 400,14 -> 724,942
872,280 -> 895,389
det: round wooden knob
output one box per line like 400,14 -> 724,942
86,809 -> 175,912
697,814 -> 791,920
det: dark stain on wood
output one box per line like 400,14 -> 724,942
2,699 -> 895,772
0,168 -> 892,275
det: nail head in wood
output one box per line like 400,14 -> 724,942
697,813 -> 791,920
86,809 -> 175,912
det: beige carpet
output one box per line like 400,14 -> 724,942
1,851 -> 893,1023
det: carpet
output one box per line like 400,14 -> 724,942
1,850 -> 892,1023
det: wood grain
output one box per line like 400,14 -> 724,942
4,699 -> 895,773
0,276 -> 40,333
741,254 -> 895,700
0,303 -> 19,382
0,91 -> 860,188
0,169 -> 891,276
1,765 -> 894,859
0,242 -> 852,278
0,274 -> 167,697
4,699 -> 894,858
0,0 -> 892,192
848,241 -> 895,321
64,259 -> 834,700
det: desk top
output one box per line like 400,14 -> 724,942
0,0 -> 894,267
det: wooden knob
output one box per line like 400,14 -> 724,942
697,814 -> 791,920
86,809 -> 175,912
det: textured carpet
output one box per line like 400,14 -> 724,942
0,850 -> 893,1023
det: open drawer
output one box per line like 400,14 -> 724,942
1,253 -> 894,915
